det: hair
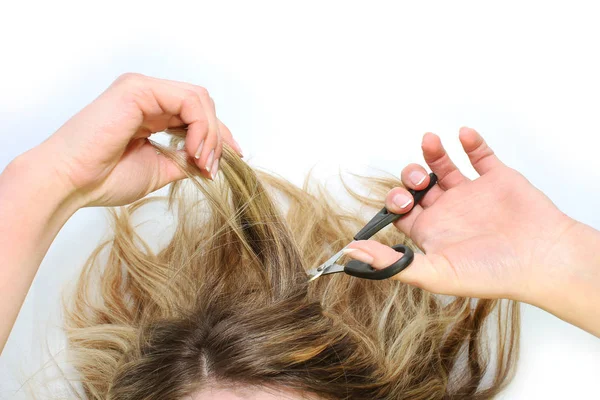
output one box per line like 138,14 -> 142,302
62,129 -> 520,399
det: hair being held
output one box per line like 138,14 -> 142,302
62,129 -> 520,399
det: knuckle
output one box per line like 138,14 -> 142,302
197,115 -> 209,127
195,86 -> 209,98
469,138 -> 493,159
183,89 -> 201,103
183,89 -> 200,103
114,72 -> 145,87
182,90 -> 205,114
192,117 -> 209,134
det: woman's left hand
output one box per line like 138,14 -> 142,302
34,73 -> 243,207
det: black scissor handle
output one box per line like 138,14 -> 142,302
353,173 -> 438,241
344,244 -> 414,280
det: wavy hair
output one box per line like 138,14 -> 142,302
63,129 -> 519,399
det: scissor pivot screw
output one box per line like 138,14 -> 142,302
317,266 -> 324,271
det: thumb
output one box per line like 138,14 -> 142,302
344,240 -> 459,294
152,147 -> 189,189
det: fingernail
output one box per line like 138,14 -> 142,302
393,193 -> 412,209
343,249 -> 374,265
205,150 -> 214,172
211,158 -> 219,180
194,140 -> 205,159
409,171 -> 427,186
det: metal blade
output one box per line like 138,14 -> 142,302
306,242 -> 354,282
319,263 -> 345,275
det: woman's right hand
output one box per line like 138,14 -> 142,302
0,73 -> 244,352
34,73 -> 243,208
345,127 -> 600,336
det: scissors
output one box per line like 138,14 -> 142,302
307,173 -> 438,281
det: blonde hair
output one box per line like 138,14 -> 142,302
63,129 -> 519,399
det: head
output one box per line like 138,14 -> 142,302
63,129 -> 519,399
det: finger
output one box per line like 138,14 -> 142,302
196,96 -> 221,179
399,163 -> 444,207
135,75 -> 221,174
138,141 -> 187,189
167,115 -> 185,128
385,187 -> 416,213
384,187 -> 423,235
209,100 -> 224,178
156,152 -> 188,188
393,253 -> 461,294
146,76 -> 244,157
400,163 -> 430,189
110,74 -> 212,175
191,91 -> 219,176
206,99 -> 229,175
344,240 -> 461,294
343,240 -> 404,269
422,132 -> 469,190
211,127 -> 223,180
458,127 -> 504,175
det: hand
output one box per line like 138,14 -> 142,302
0,73 -> 245,352
345,127 -> 577,304
31,73 -> 243,208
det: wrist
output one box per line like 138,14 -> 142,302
529,217 -> 600,336
2,146 -> 84,220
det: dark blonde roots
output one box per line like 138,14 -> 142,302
63,129 -> 519,399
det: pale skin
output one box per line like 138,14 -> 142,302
0,73 -> 243,355
0,76 -> 598,400
345,129 -> 600,337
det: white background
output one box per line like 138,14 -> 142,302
1,1 -> 599,398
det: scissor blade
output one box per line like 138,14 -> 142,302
307,271 -> 323,282
320,263 -> 345,275
307,264 -> 341,281
306,243 -> 353,281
